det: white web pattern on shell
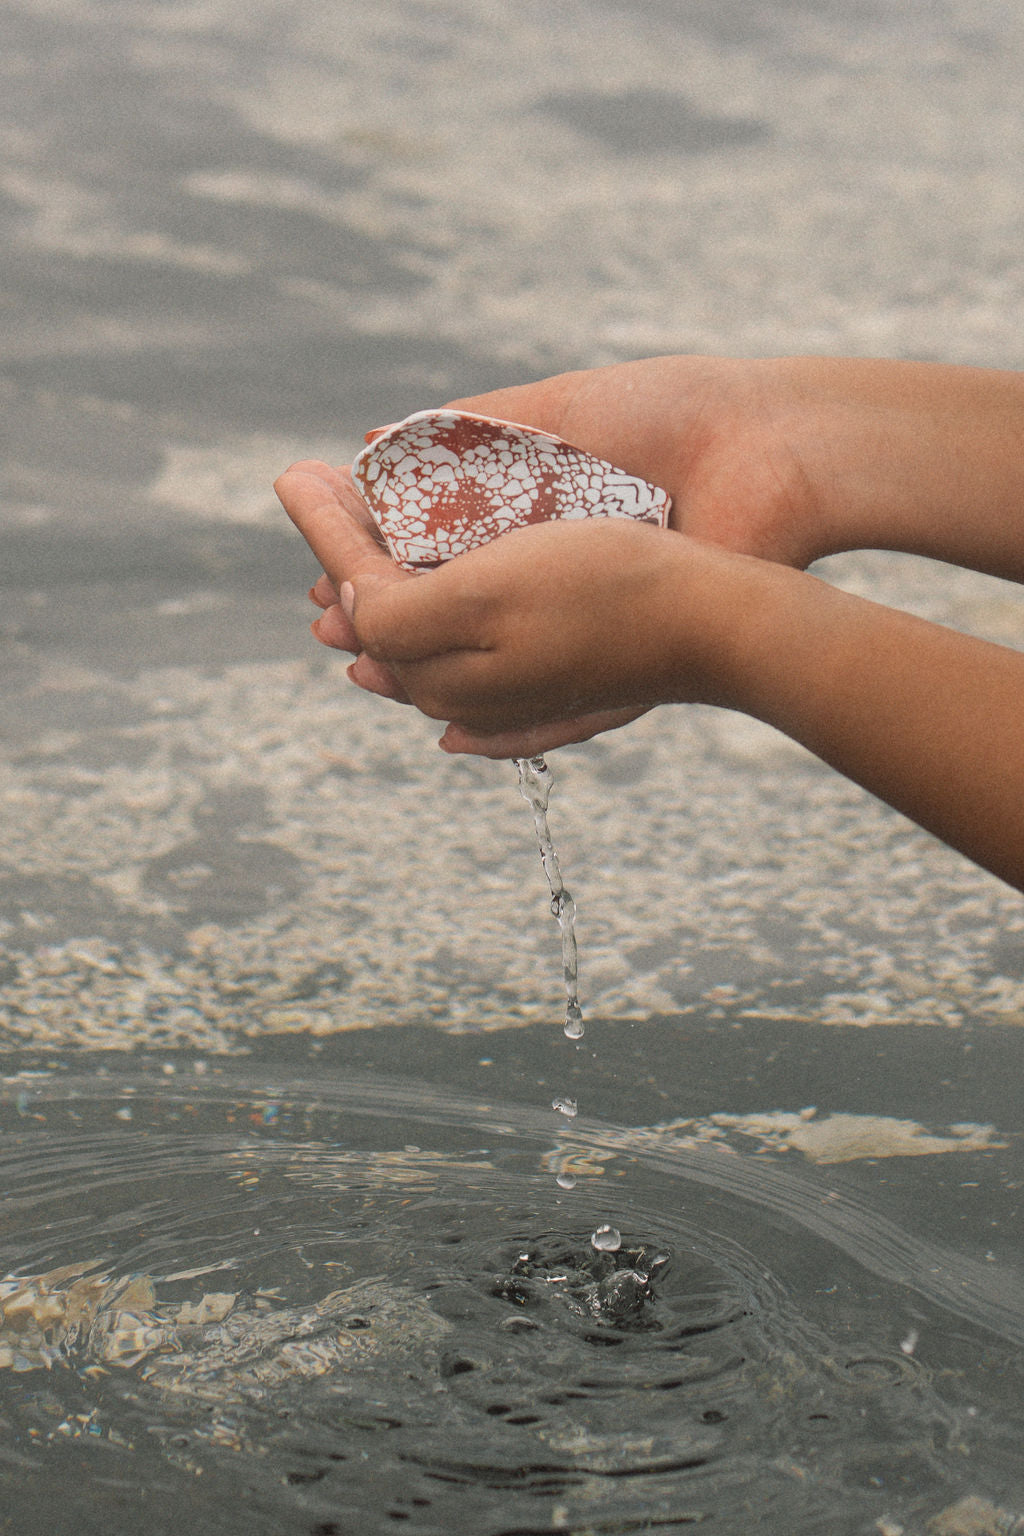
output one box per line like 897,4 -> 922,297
352,409 -> 672,570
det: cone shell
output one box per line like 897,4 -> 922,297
351,408 -> 672,571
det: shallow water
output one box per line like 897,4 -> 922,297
3,1063 -> 1024,1535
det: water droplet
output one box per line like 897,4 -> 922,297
552,1096 -> 578,1120
591,1225 -> 621,1253
515,756 -> 582,1039
555,1171 -> 577,1190
563,1005 -> 584,1040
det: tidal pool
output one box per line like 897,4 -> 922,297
2,1063 -> 1023,1536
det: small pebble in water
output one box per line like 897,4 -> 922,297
591,1225 -> 622,1253
555,1171 -> 577,1190
552,1096 -> 578,1120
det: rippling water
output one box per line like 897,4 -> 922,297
3,1071 -> 1023,1535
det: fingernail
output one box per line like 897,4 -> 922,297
346,658 -> 373,693
339,581 -> 355,619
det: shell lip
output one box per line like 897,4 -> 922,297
355,408 -> 566,458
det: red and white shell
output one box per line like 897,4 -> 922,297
351,409 -> 672,571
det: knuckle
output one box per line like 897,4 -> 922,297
352,607 -> 390,661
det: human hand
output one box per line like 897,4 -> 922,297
277,352 -> 1024,755
442,355 -> 823,568
275,354 -> 814,750
445,354 -> 1024,580
274,459 -> 417,706
275,448 -> 697,754
289,501 -> 751,756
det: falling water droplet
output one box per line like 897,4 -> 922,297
552,1096 -> 578,1120
515,756 -> 583,1037
555,1171 -> 577,1191
591,1225 -> 621,1253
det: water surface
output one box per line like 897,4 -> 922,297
3,1062 -> 1024,1534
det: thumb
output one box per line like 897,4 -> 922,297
346,558 -> 489,666
275,462 -> 402,592
343,568 -> 424,662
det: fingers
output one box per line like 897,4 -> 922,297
310,600 -> 359,652
438,706 -> 650,759
308,596 -> 412,700
278,461 -> 420,694
346,552 -> 497,666
347,652 -> 413,704
274,461 -> 398,592
351,515 -> 620,668
278,459 -> 491,665
309,572 -> 339,609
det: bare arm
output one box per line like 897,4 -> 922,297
717,557 -> 1024,892
755,357 -> 1024,577
275,354 -> 1024,890
376,535 -> 1024,891
445,355 -> 1024,576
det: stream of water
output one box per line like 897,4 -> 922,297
514,756 -> 584,1042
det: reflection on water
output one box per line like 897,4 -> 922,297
2,1071 -> 1023,1535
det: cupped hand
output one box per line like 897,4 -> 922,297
276,453 -> 653,751
330,515 -> 745,756
275,353 -> 825,754
273,459 -> 414,704
443,355 -> 822,568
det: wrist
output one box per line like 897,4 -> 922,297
769,357 -> 1024,577
674,357 -> 846,570
653,536 -> 807,716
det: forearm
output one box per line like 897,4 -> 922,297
277,390 -> 1024,893
769,357 -> 1024,579
712,556 -> 1024,889
460,355 -> 1024,580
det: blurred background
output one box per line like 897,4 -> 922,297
1,0 -> 1023,1065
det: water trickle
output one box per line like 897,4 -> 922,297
515,755 -> 595,1201
514,755 -> 582,1040
563,1002 -> 585,1040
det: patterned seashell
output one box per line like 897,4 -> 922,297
351,408 -> 672,571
